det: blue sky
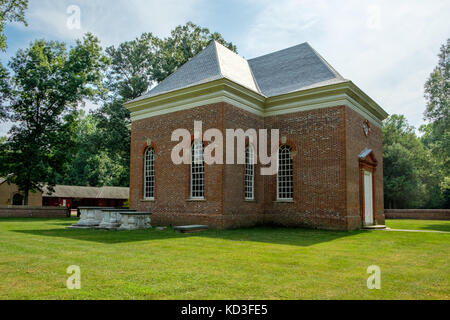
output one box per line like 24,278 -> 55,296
1,0 -> 449,135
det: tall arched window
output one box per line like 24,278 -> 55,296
277,145 -> 293,200
245,144 -> 255,200
144,148 -> 155,200
191,140 -> 205,199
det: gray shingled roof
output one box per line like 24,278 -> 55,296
248,43 -> 345,97
43,185 -> 129,199
132,41 -> 346,102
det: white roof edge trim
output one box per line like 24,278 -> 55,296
128,80 -> 386,127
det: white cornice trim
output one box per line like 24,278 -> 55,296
126,79 -> 388,127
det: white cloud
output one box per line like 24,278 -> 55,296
241,0 -> 450,128
23,0 -> 203,46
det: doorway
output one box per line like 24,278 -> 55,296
12,193 -> 24,206
363,170 -> 374,225
359,149 -> 378,226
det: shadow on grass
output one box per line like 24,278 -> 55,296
418,223 -> 450,233
12,226 -> 363,247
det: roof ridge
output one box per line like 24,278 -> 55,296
212,41 -> 225,79
305,42 -> 345,79
248,42 -> 309,61
214,41 -> 261,94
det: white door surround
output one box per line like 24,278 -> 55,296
359,148 -> 378,227
363,170 -> 374,226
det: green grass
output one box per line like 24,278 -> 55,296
386,219 -> 450,232
0,218 -> 448,300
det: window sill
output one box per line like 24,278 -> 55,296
274,200 -> 295,203
141,199 -> 155,203
186,198 -> 206,202
244,199 -> 257,203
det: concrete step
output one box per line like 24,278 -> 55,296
362,225 -> 388,230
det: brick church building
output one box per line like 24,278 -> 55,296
125,41 -> 388,230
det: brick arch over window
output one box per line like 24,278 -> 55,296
141,141 -> 158,155
279,138 -> 297,152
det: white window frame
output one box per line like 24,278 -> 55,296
144,147 -> 155,200
277,145 -> 293,201
190,140 -> 205,199
245,144 -> 255,200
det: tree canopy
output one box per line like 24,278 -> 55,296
0,33 -> 108,204
0,0 -> 28,52
83,22 -> 236,188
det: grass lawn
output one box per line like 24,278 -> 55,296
386,219 -> 450,233
0,218 -> 448,300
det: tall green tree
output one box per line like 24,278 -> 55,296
423,39 -> 450,208
57,113 -> 128,187
0,34 -> 107,204
383,115 -> 428,209
424,39 -> 449,175
89,22 -> 236,187
0,0 -> 28,119
153,21 -> 237,82
0,0 -> 28,51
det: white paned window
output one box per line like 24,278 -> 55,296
144,148 -> 155,199
191,140 -> 205,199
277,145 -> 293,200
245,145 -> 255,200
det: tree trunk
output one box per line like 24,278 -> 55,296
24,189 -> 29,206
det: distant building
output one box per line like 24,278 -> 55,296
0,179 -> 129,209
42,185 -> 129,209
0,178 -> 42,206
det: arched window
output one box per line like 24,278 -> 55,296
245,144 -> 255,200
277,145 -> 293,200
144,148 -> 155,200
191,140 -> 205,199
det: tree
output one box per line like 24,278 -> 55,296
424,39 -> 449,174
0,34 -> 107,204
422,39 -> 450,208
89,22 -> 236,187
0,0 -> 28,51
0,0 -> 28,120
56,113 -> 128,187
383,115 -> 428,209
153,22 -> 237,82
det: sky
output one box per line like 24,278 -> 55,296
1,0 -> 449,136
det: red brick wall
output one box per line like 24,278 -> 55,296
0,206 -> 70,218
263,106 -> 348,230
344,107 -> 384,229
385,209 -> 450,220
130,103 -> 225,227
129,102 -> 384,230
221,104 -> 265,228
